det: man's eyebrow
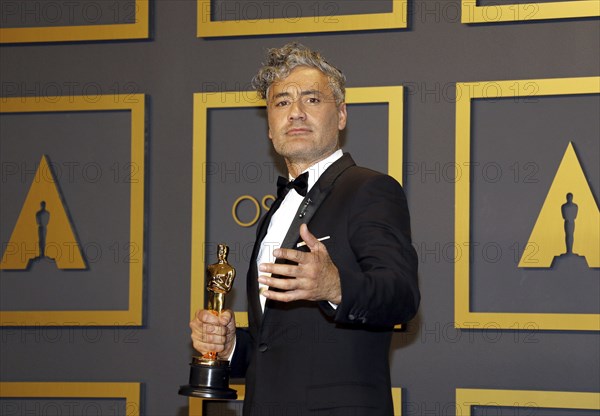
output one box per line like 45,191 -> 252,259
272,91 -> 291,100
300,89 -> 322,96
272,89 -> 323,100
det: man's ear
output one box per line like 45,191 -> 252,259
266,103 -> 274,140
338,103 -> 347,131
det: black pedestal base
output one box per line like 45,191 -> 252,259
178,384 -> 237,400
179,357 -> 237,400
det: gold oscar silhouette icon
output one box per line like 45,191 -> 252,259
179,243 -> 237,399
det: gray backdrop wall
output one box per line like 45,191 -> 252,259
1,1 -> 599,415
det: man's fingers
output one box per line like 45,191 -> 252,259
190,321 -> 227,351
258,274 -> 299,291
195,309 -> 220,324
190,319 -> 227,337
259,262 -> 300,278
261,288 -> 303,303
272,247 -> 305,263
190,309 -> 236,357
194,309 -> 234,329
204,322 -> 227,335
218,309 -> 234,326
191,332 -> 226,345
191,338 -> 225,353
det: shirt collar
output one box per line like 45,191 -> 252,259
289,149 -> 344,193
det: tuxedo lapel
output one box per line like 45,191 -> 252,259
278,185 -> 330,250
279,153 -> 356,250
247,197 -> 283,327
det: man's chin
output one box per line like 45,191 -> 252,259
276,142 -> 311,157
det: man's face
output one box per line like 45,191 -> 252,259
267,66 -> 347,168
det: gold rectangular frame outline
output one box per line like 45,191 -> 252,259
197,0 -> 407,37
191,87 -> 404,327
456,388 -> 600,415
455,76 -> 600,331
0,0 -> 149,43
461,0 -> 600,23
0,94 -> 145,326
0,382 -> 141,416
189,385 -> 402,415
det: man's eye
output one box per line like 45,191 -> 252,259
275,100 -> 289,107
307,97 -> 320,104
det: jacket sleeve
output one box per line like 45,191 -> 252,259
327,174 -> 420,328
230,328 -> 253,378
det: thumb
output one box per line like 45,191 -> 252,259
299,224 -> 320,251
219,309 -> 233,325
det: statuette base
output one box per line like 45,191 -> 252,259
178,357 -> 237,400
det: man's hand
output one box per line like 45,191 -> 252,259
258,224 -> 342,304
190,309 -> 236,358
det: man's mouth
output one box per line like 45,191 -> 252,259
286,127 -> 312,135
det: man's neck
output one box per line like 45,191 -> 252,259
284,149 -> 338,178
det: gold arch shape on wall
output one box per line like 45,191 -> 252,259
189,385 -> 403,415
191,87 -> 404,328
461,0 -> 600,23
197,0 -> 407,37
455,76 -> 600,331
456,389 -> 600,415
0,0 -> 149,43
0,94 -> 145,326
0,382 -> 141,416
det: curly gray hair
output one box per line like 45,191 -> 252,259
252,42 -> 346,105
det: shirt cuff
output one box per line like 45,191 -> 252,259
220,336 -> 236,362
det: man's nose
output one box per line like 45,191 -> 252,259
288,100 -> 306,120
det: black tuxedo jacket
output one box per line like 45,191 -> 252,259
231,153 -> 419,416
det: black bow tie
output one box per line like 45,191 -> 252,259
277,172 -> 309,198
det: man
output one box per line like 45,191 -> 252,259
190,42 -> 419,415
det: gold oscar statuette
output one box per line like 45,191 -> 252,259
179,243 -> 237,399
